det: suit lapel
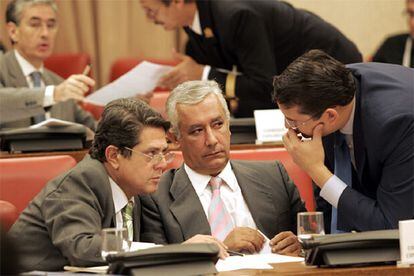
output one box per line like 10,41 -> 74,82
353,80 -> 366,183
133,196 -> 141,242
231,161 -> 277,238
169,166 -> 211,240
5,51 -> 29,87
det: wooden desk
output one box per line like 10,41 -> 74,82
0,143 -> 284,163
219,261 -> 414,275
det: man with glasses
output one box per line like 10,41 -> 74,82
140,80 -> 305,255
273,50 -> 414,233
1,0 -> 95,129
9,98 -> 173,272
139,0 -> 361,118
373,0 -> 414,68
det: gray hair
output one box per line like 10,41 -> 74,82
6,0 -> 57,25
166,80 -> 230,137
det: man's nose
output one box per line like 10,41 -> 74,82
205,127 -> 218,146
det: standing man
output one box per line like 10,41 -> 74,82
140,0 -> 362,117
141,80 -> 305,255
1,0 -> 95,129
273,50 -> 414,233
8,98 -> 172,272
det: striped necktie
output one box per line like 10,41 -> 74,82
331,132 -> 352,233
30,71 -> 46,123
208,177 -> 234,241
122,201 -> 134,241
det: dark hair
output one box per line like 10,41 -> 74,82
272,50 -> 356,117
6,0 -> 57,25
89,98 -> 170,162
160,0 -> 193,6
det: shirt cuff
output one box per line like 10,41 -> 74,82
202,65 -> 211,80
319,175 -> 348,208
43,85 -> 55,107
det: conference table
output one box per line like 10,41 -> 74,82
219,261 -> 414,275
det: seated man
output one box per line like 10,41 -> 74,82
8,98 -> 172,272
273,50 -> 413,233
1,0 -> 95,130
141,80 -> 305,255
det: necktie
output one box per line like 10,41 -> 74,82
30,71 -> 46,123
208,177 -> 233,241
331,132 -> 352,233
122,201 -> 134,241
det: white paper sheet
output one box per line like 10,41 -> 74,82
258,230 -> 272,254
129,241 -> 161,251
85,61 -> 173,105
63,265 -> 108,274
216,256 -> 273,272
29,118 -> 81,128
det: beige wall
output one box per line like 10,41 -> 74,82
285,0 -> 408,59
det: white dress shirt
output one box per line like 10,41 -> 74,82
320,98 -> 356,208
189,10 -> 211,80
184,162 -> 257,229
14,50 -> 55,107
109,177 -> 134,229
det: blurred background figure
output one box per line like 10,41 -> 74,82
373,0 -> 414,67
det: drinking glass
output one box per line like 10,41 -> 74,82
297,212 -> 325,241
101,227 -> 130,260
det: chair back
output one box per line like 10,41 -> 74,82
0,155 -> 77,213
167,148 -> 315,211
0,200 -> 19,231
44,53 -> 91,79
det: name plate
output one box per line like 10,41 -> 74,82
399,219 -> 414,265
254,109 -> 287,144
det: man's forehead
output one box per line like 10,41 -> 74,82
20,4 -> 57,20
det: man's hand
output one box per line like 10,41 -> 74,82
158,49 -> 204,89
54,74 -> 95,102
269,231 -> 301,256
223,227 -> 265,254
184,234 -> 229,259
282,124 -> 332,187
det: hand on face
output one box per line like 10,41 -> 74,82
223,227 -> 265,254
54,74 -> 95,102
184,234 -> 229,259
158,50 -> 204,89
269,231 -> 301,256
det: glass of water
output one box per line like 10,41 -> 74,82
297,212 -> 325,241
101,228 -> 130,260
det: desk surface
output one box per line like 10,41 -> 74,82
219,261 -> 414,275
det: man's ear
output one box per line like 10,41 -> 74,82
6,22 -> 18,44
324,108 -> 339,124
166,128 -> 179,144
105,145 -> 120,170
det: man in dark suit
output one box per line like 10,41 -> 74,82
140,0 -> 362,117
373,0 -> 414,68
273,50 -> 414,233
1,0 -> 95,129
8,98 -> 172,272
141,80 -> 305,255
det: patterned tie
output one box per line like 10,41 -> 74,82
331,132 -> 352,233
122,201 -> 134,241
208,177 -> 234,241
30,71 -> 46,123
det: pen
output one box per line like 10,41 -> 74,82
82,64 -> 91,75
227,250 -> 244,256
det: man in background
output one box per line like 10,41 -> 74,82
1,0 -> 95,129
273,50 -> 413,233
373,0 -> 414,68
140,0 -> 362,117
141,80 -> 305,255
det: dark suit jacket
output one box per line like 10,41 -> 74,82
373,33 -> 413,68
0,51 -> 95,130
140,160 -> 305,244
186,0 -> 362,117
318,62 -> 414,233
8,155 -> 141,272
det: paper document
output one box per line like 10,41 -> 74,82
258,230 -> 272,254
85,61 -> 173,105
63,265 -> 108,274
29,118 -> 84,128
216,255 -> 272,272
130,241 -> 161,251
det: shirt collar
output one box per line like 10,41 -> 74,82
14,49 -> 44,77
109,176 -> 134,214
340,97 -> 355,135
184,161 -> 237,197
190,10 -> 202,35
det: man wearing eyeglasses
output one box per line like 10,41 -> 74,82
139,0 -> 361,118
140,80 -> 306,255
373,0 -> 414,68
273,50 -> 414,233
8,98 -> 173,272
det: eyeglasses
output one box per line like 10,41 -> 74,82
124,147 -> 175,165
284,114 -> 319,129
